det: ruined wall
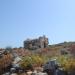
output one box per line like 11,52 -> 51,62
24,36 -> 49,50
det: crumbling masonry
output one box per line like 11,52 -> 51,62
24,35 -> 49,50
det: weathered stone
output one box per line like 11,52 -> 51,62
24,36 -> 49,50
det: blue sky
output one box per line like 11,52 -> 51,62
0,0 -> 75,48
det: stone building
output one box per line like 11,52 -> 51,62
24,35 -> 49,50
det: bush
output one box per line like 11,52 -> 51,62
20,55 -> 44,70
57,55 -> 75,72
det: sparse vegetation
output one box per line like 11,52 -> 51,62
1,41 -> 75,74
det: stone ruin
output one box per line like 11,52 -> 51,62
24,35 -> 49,50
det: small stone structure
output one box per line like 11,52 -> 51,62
24,35 -> 49,50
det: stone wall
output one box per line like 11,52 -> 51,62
24,36 -> 49,50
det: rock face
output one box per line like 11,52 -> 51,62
24,36 -> 49,50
